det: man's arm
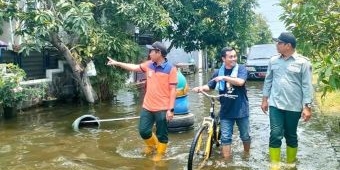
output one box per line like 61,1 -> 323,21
192,84 -> 211,93
212,65 -> 247,86
261,60 -> 273,114
262,60 -> 273,97
218,76 -> 245,86
107,57 -> 141,72
166,84 -> 177,121
192,70 -> 219,93
301,60 -> 313,122
168,84 -> 177,111
261,96 -> 269,114
301,60 -> 313,105
166,68 -> 178,121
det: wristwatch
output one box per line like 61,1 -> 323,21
305,103 -> 312,109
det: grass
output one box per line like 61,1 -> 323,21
315,91 -> 340,116
313,75 -> 340,116
312,75 -> 340,134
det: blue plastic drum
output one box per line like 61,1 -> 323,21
176,70 -> 189,97
174,95 -> 189,115
177,70 -> 187,90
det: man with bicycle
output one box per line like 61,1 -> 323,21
192,47 -> 251,160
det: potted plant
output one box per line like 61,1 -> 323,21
0,63 -> 26,118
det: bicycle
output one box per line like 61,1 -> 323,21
187,91 -> 238,170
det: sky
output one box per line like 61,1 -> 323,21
255,0 -> 287,37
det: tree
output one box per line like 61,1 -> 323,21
1,0 -> 270,103
250,14 -> 272,45
116,0 -> 259,54
0,0 -> 145,103
279,0 -> 340,96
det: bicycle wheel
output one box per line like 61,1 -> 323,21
187,125 -> 212,170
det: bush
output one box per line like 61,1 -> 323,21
0,63 -> 26,107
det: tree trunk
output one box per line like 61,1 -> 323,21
50,33 -> 98,104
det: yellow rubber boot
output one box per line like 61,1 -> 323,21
269,147 -> 281,170
152,142 -> 167,161
143,133 -> 158,155
286,146 -> 297,167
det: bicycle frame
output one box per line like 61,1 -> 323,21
187,91 -> 238,170
199,91 -> 217,160
197,117 -> 214,160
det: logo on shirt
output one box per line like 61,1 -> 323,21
226,82 -> 234,94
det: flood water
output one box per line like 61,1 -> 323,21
0,73 -> 339,170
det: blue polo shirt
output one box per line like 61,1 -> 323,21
208,64 -> 249,119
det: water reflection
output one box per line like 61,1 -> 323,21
0,73 -> 338,170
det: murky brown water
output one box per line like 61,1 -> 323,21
0,73 -> 339,170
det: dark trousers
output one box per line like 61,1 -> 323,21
138,108 -> 168,143
269,106 -> 301,148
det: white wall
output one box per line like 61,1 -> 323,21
0,21 -> 20,49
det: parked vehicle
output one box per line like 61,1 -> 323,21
245,44 -> 278,80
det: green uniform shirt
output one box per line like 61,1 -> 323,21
263,52 -> 313,112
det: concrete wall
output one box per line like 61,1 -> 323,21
0,21 -> 21,49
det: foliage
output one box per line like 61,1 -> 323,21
0,0 -> 272,102
279,0 -> 340,97
0,0 -> 141,101
90,56 -> 129,101
0,64 -> 44,107
249,14 -> 273,45
203,14 -> 272,67
0,0 -> 4,35
40,82 -> 55,100
224,0 -> 258,54
0,63 -> 26,107
114,0 -> 262,54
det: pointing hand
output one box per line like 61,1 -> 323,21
107,57 -> 118,66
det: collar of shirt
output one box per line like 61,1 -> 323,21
152,58 -> 168,69
280,52 -> 299,60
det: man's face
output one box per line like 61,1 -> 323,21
275,41 -> 289,54
148,49 -> 162,62
222,50 -> 237,67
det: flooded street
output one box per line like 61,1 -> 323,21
0,73 -> 339,170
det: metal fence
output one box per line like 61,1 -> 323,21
0,47 -> 60,79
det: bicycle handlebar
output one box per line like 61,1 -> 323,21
199,91 -> 238,99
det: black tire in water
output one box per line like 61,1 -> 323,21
187,125 -> 212,170
168,113 -> 194,128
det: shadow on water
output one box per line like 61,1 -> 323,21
0,73 -> 339,169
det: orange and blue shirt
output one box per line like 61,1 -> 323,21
140,60 -> 177,111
